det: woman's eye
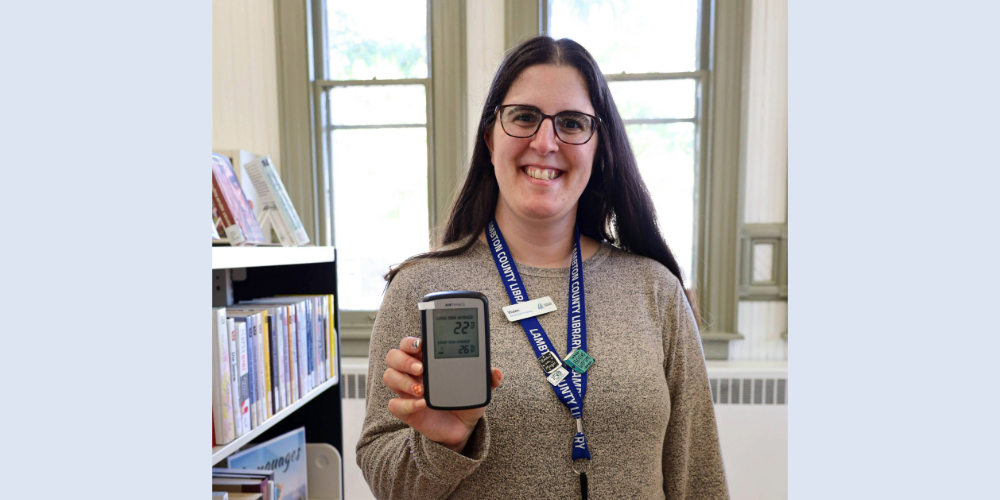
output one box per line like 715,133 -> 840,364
514,113 -> 534,122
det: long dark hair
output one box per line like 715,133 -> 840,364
386,36 -> 700,320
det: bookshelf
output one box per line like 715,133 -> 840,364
213,245 -> 344,498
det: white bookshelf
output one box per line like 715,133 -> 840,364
212,246 -> 336,270
212,374 -> 341,466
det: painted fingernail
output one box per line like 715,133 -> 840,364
413,384 -> 424,396
412,338 -> 421,350
413,362 -> 423,374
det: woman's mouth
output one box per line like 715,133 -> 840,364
522,166 -> 563,180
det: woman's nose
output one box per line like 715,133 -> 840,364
529,117 -> 560,155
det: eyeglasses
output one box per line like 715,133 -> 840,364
494,104 -> 601,145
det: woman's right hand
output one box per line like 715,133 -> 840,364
383,336 -> 503,454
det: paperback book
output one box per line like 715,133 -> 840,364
212,152 -> 265,246
227,427 -> 308,500
243,155 -> 310,247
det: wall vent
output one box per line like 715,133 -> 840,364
710,378 -> 787,405
343,373 -> 368,400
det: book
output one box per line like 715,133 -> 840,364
243,155 -> 310,247
227,318 -> 244,437
227,427 -> 308,500
213,218 -> 221,240
234,319 -> 252,433
212,308 -> 236,445
212,152 -> 265,246
212,492 -> 228,500
229,308 -> 274,420
239,316 -> 258,428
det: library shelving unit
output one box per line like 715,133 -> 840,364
212,245 -> 344,497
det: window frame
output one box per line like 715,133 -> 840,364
305,0 -> 467,355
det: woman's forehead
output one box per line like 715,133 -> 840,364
504,64 -> 595,115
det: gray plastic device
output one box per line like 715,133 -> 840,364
418,291 -> 491,410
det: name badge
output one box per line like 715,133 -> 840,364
502,296 -> 557,322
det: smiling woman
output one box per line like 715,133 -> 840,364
359,36 -> 729,500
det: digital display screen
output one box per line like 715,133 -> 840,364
432,308 -> 479,358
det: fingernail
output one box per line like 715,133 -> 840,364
413,384 -> 424,396
412,338 -> 421,350
414,362 -> 423,374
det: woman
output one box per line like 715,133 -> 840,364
357,36 -> 729,499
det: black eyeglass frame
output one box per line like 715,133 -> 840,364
493,104 -> 602,145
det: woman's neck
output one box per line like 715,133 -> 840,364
486,202 -> 599,268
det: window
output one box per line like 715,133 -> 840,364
322,1 -> 432,311
548,0 -> 705,285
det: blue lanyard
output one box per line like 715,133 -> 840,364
486,219 -> 591,462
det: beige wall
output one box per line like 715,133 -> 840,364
212,0 -> 282,174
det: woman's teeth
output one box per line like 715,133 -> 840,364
524,166 -> 562,180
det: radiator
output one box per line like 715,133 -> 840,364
341,358 -> 787,500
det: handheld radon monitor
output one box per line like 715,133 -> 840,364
418,291 -> 491,410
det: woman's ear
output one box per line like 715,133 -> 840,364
484,127 -> 493,155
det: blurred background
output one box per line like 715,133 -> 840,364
213,0 -> 786,498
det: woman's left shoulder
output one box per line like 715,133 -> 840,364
599,243 -> 683,291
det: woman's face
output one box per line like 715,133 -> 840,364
486,64 -> 598,223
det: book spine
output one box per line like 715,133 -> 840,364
269,312 -> 282,413
236,321 -> 251,434
259,311 -> 272,419
296,302 -> 308,394
227,318 -> 243,437
253,315 -> 265,424
314,297 -> 326,384
245,318 -> 258,429
287,306 -> 299,401
298,302 -> 311,393
334,295 -> 339,377
212,168 -> 247,246
213,308 -> 236,444
306,299 -> 320,387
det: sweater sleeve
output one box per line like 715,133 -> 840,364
661,277 -> 730,499
356,272 -> 491,500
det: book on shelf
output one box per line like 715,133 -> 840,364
234,319 -> 252,434
213,295 -> 338,448
213,218 -> 221,240
243,155 -> 311,247
212,152 -> 265,246
226,427 -> 308,500
213,467 -> 276,500
213,308 -> 236,445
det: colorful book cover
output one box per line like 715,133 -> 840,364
227,427 -> 308,500
212,152 -> 265,246
244,316 -> 258,428
213,308 -> 236,445
227,318 -> 244,437
243,155 -> 311,247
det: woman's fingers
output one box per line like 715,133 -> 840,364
491,367 -> 503,389
383,366 -> 424,398
385,347 -> 423,377
399,336 -> 423,355
387,396 -> 426,419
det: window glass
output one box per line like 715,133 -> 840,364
331,127 -> 429,310
326,0 -> 428,80
549,0 -> 698,74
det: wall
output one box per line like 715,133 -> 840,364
730,0 -> 788,361
212,0 -> 282,174
465,0 -> 506,162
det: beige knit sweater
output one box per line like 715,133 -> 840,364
358,240 -> 729,499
